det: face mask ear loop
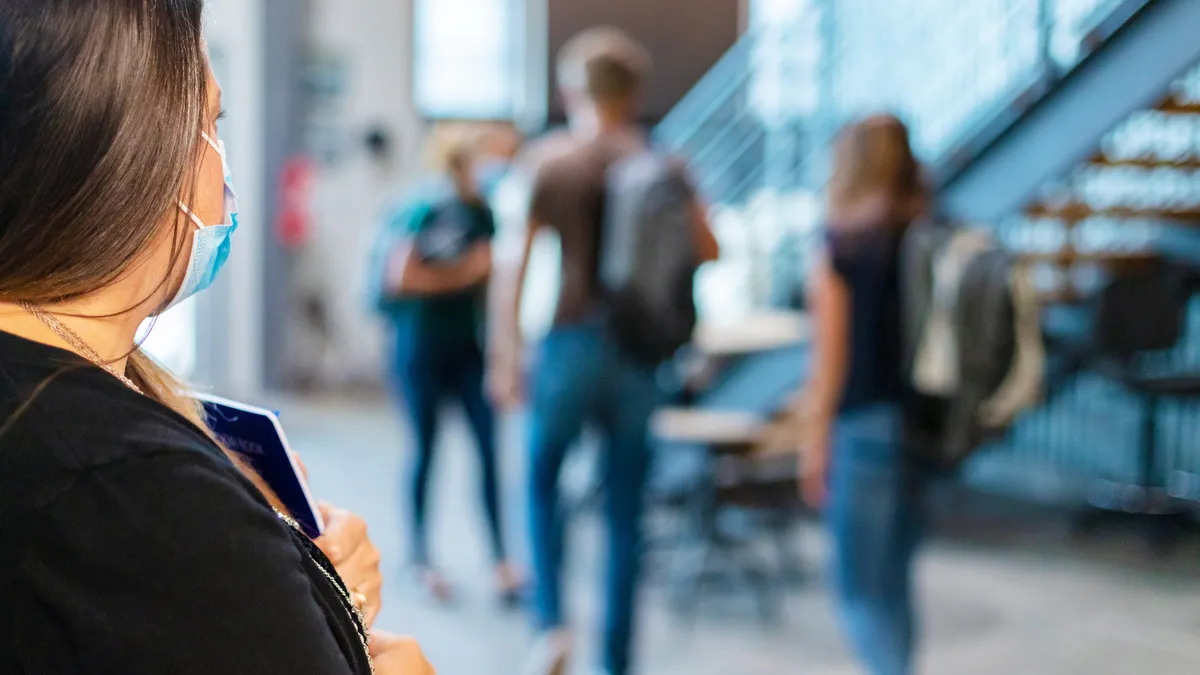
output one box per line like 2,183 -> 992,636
177,201 -> 207,229
200,130 -> 221,153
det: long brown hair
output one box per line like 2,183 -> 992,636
0,0 -> 280,504
827,114 -> 926,228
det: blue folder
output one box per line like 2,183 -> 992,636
196,394 -> 325,539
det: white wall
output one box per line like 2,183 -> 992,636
306,0 -> 424,386
139,1 -> 268,395
197,0 -> 267,397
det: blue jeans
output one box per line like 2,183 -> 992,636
527,324 -> 661,675
827,404 -> 925,675
389,325 -> 505,566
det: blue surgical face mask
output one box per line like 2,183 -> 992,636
163,130 -> 239,311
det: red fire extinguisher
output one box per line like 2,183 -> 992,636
276,155 -> 316,250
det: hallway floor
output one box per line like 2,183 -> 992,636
279,397 -> 1200,675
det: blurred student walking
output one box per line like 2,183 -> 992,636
802,115 -> 930,675
372,125 -> 520,604
490,28 -> 720,675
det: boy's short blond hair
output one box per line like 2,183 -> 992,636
556,26 -> 651,103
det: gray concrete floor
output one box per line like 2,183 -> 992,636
277,397 -> 1200,675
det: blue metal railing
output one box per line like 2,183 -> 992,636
818,0 -> 1155,170
655,6 -> 822,208
654,0 -> 1153,312
658,0 -> 1155,206
654,34 -> 768,208
656,35 -> 760,152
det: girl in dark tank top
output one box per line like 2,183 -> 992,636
802,115 -> 928,675
825,223 -> 908,412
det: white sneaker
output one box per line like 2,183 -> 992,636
522,630 -> 572,675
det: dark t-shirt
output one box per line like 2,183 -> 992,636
526,129 -> 647,326
374,193 -> 496,345
826,224 -> 908,412
0,331 -> 372,675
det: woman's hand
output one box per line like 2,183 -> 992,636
370,632 -> 436,675
315,503 -> 383,628
460,242 -> 492,282
485,353 -> 524,410
799,422 -> 832,509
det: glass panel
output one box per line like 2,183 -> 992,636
825,0 -> 1042,160
660,0 -> 1154,316
1049,0 -> 1127,67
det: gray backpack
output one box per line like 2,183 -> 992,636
599,152 -> 699,365
900,217 -> 1044,467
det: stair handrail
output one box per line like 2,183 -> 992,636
654,33 -> 759,151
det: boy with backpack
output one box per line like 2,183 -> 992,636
487,27 -> 720,675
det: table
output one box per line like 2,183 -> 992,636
693,311 -> 809,357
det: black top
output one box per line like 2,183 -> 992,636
374,192 -> 497,345
0,330 -> 372,675
826,225 -> 907,412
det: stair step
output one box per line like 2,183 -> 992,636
1157,97 -> 1200,115
1026,202 -> 1200,222
1016,249 -> 1158,264
1089,156 -> 1200,169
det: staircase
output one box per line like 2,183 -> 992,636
658,0 -> 1200,507
654,8 -> 822,315
940,0 -> 1200,221
969,59 -> 1200,507
1006,62 -> 1200,303
659,0 -> 1200,299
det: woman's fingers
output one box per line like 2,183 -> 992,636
358,575 -> 384,628
314,503 -> 384,627
316,502 -> 368,564
343,542 -> 384,627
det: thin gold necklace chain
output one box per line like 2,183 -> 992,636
18,307 -> 371,668
18,302 -> 144,395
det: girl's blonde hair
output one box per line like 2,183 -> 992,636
426,122 -> 481,174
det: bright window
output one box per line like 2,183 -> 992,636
414,0 -> 518,119
140,298 -> 197,378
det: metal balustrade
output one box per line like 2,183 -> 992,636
661,0 -> 1157,207
656,0 -> 1152,312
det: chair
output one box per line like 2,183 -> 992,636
647,345 -> 809,621
1081,261 -> 1200,549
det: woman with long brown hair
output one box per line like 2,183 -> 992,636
801,114 -> 928,675
0,2 -> 429,673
